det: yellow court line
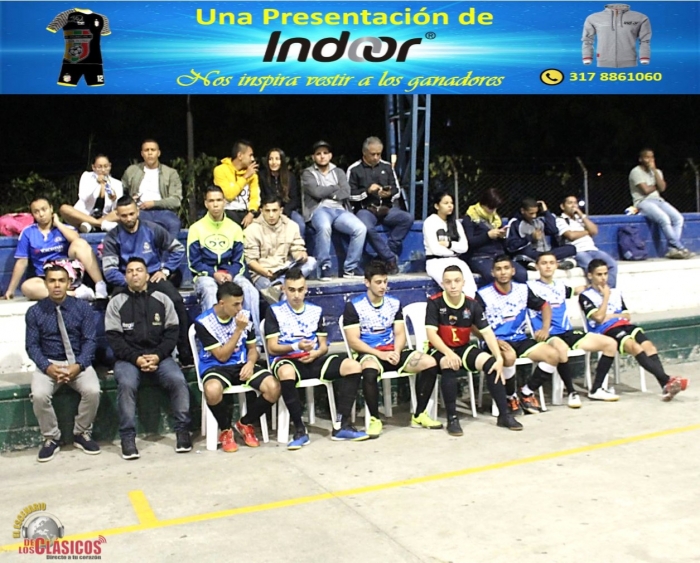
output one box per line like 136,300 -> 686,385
2,422 -> 699,552
128,490 -> 158,525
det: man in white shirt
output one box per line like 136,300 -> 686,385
628,148 -> 691,259
557,195 -> 618,287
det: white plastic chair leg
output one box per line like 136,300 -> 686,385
306,387 -> 316,425
539,386 -> 548,412
467,373 -> 478,418
552,370 -> 564,406
381,378 -> 393,418
585,353 -> 593,390
408,374 -> 418,414
201,402 -> 207,438
324,381 -> 339,430
427,380 -> 439,420
277,400 -> 290,444
639,366 -> 648,393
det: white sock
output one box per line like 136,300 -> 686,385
95,281 -> 108,299
521,384 -> 533,396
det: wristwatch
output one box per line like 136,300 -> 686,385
161,268 -> 170,278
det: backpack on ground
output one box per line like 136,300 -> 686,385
617,225 -> 648,260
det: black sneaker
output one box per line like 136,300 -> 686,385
446,416 -> 463,436
497,414 -> 524,431
386,260 -> 400,275
178,353 -> 195,370
320,267 -> 333,280
121,437 -> 140,460
175,431 -> 193,453
37,439 -> 60,462
73,432 -> 101,455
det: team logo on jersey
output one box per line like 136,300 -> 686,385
94,19 -> 100,27
205,234 -> 229,250
439,308 -> 447,314
64,32 -> 91,63
153,313 -> 161,326
68,14 -> 84,24
448,315 -> 458,325
462,309 -> 471,320
143,242 -> 152,253
62,74 -> 72,82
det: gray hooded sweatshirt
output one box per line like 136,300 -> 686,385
582,4 -> 651,68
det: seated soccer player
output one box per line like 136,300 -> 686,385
264,268 -> 369,449
343,260 -> 442,438
579,259 -> 688,401
194,282 -> 281,452
476,255 -> 561,415
528,252 -> 619,404
426,265 -> 522,434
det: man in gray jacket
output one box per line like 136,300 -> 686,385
121,139 -> 182,240
300,140 -> 366,279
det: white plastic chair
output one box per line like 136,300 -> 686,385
188,325 -> 269,452
402,302 -> 477,420
338,314 -> 417,431
259,320 -> 338,444
578,303 -> 648,392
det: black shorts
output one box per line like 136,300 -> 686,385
494,338 -> 544,359
201,364 -> 271,391
603,324 -> 647,354
58,63 -> 105,87
273,354 -> 347,382
548,330 -> 587,350
430,344 -> 483,372
356,348 -> 421,376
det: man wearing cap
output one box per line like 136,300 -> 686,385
300,141 -> 367,279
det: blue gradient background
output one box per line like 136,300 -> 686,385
0,1 -> 698,94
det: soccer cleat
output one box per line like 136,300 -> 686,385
588,388 -> 619,402
520,393 -> 542,415
219,428 -> 238,453
234,420 -> 260,448
497,414 -> 524,431
662,376 -> 687,402
287,431 -> 310,450
567,392 -> 582,409
446,416 -> 463,436
73,432 -> 101,455
37,439 -> 61,462
175,431 -> 193,453
332,426 -> 370,441
411,411 -> 444,429
120,437 -> 140,460
367,416 -> 383,438
507,395 -> 523,416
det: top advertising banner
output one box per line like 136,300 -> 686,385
0,1 -> 698,94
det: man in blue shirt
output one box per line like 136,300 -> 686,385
25,265 -> 101,462
195,282 -> 280,453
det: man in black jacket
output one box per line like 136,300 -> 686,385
105,257 -> 191,460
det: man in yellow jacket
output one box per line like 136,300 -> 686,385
213,140 -> 261,228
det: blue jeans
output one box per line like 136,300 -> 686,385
357,207 -> 413,262
253,257 -> 317,290
310,207 -> 367,274
637,198 -> 686,250
289,210 -> 306,239
114,357 -> 191,439
139,209 -> 181,241
195,275 -> 261,344
575,249 -> 619,288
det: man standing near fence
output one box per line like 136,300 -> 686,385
628,148 -> 692,259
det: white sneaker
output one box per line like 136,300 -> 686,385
73,284 -> 95,301
79,222 -> 93,233
100,220 -> 118,232
567,392 -> 582,408
95,281 -> 108,300
587,387 -> 619,402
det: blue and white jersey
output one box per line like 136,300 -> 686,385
15,224 -> 72,276
342,294 -> 403,350
194,307 -> 255,376
264,301 -> 326,364
579,287 -> 630,334
527,279 -> 574,334
476,282 -> 546,342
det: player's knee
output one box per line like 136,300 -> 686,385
261,376 -> 281,401
502,350 -> 516,366
342,359 -> 362,375
543,346 -> 560,365
644,341 -> 657,355
203,380 -> 223,404
361,357 -> 381,372
276,365 -> 295,381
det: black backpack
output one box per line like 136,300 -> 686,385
617,225 -> 648,260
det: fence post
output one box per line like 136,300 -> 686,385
687,158 -> 700,213
575,157 -> 589,214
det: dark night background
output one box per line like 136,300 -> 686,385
1,95 -> 699,215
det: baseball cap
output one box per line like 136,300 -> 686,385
312,140 -> 332,153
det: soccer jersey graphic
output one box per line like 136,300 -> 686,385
47,8 -> 111,87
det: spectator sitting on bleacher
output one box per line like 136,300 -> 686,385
506,197 -> 577,271
425,265 -> 521,435
579,259 -> 689,401
301,140 -> 367,279
557,195 -> 619,287
259,147 -> 305,237
194,281 -> 280,452
213,140 -> 261,228
423,190 -> 477,298
102,195 -> 193,366
2,196 -> 108,301
628,148 -> 693,259
343,260 -> 442,438
105,257 -> 192,460
121,140 -> 182,241
187,186 -> 261,344
25,265 -> 101,462
59,154 -> 122,233
244,195 -> 316,304
463,188 -> 527,287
